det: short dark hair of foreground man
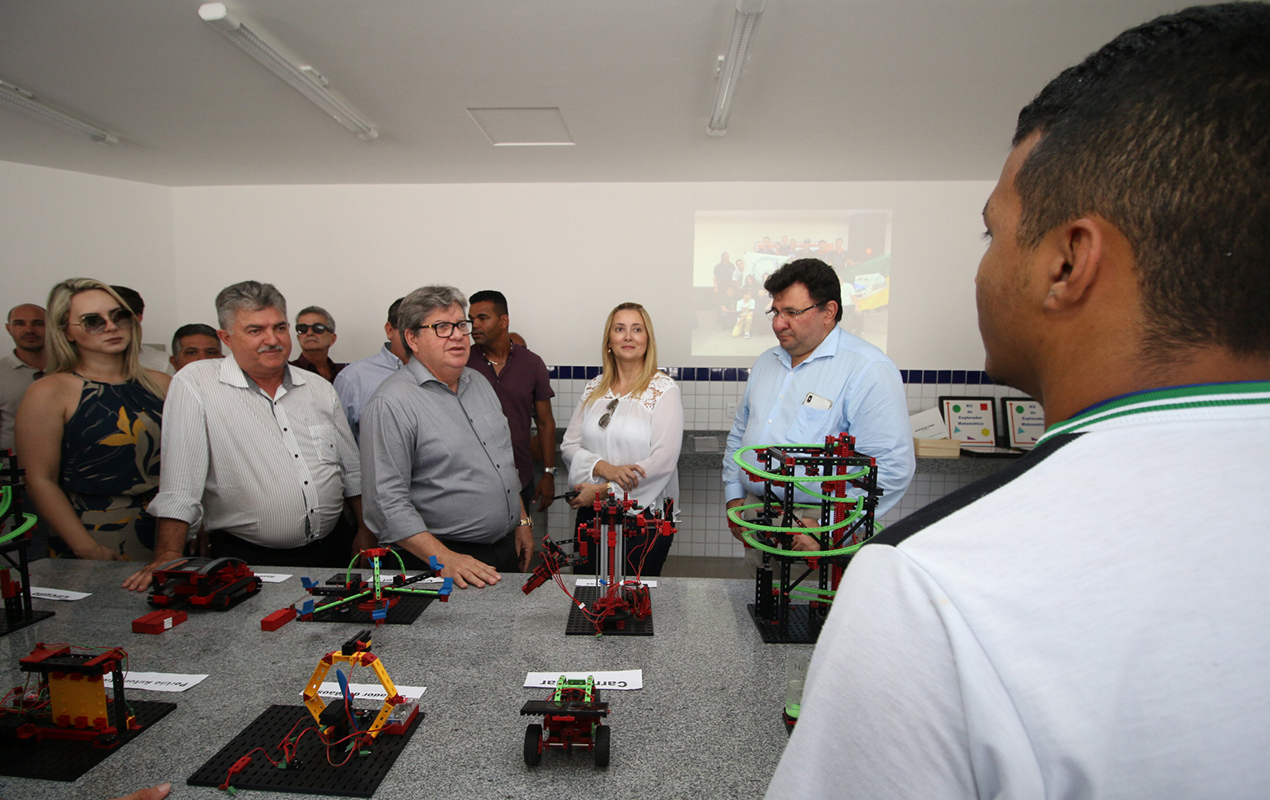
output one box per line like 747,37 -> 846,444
359,285 -> 534,589
767,5 -> 1270,799
123,281 -> 370,591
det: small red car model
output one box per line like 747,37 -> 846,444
520,675 -> 610,767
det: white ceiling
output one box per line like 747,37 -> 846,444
0,0 -> 1199,188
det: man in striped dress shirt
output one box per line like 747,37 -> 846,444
123,281 -> 370,591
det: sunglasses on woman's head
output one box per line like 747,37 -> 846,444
598,398 -> 620,429
295,323 -> 331,335
69,307 -> 134,335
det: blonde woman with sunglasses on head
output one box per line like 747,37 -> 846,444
16,279 -> 170,561
561,303 -> 682,576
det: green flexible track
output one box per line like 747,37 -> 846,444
728,444 -> 881,558
0,487 -> 37,544
343,548 -> 408,586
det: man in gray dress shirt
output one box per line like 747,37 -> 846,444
360,285 -> 533,589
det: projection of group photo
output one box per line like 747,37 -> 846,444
691,210 -> 893,357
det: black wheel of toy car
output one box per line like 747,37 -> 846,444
524,724 -> 543,766
593,725 -> 610,768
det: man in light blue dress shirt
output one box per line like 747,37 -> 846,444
724,259 -> 914,540
333,297 -> 407,442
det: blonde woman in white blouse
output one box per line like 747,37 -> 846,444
561,302 -> 683,576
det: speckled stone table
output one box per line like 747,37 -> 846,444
0,560 -> 804,800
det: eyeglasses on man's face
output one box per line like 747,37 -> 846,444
765,301 -> 825,321
69,307 -> 134,335
598,398 -> 620,429
294,323 -> 331,335
416,319 -> 473,338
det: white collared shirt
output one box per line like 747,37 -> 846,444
149,356 -> 360,548
0,350 -> 42,452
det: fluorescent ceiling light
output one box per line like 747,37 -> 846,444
198,3 -> 378,141
467,108 -> 575,146
707,0 -> 766,137
0,79 -> 118,144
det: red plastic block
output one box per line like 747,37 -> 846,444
260,608 -> 297,632
132,609 -> 188,634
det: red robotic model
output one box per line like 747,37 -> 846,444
520,675 -> 609,768
1,644 -> 135,747
147,557 -> 261,611
522,489 -> 674,635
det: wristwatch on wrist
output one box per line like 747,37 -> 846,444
519,517 -> 534,529
544,467 -> 557,476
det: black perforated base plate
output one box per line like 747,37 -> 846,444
303,592 -> 435,626
188,704 -> 422,797
747,603 -> 825,644
0,609 -> 54,637
0,699 -> 176,781
565,586 -> 654,636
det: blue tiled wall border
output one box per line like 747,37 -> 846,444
547,365 -> 993,384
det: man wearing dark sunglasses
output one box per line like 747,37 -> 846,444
290,306 -> 345,382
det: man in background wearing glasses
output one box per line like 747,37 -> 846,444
723,258 -> 914,547
360,285 -> 533,589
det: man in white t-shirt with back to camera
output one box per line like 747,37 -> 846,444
768,4 -> 1270,798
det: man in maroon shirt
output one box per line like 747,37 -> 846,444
290,305 -> 345,382
466,290 -> 557,514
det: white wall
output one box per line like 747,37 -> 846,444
0,160 -> 175,345
1,160 -> 993,370
170,180 -> 993,369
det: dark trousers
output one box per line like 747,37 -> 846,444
572,507 -> 674,578
209,515 -> 356,569
394,531 -> 519,574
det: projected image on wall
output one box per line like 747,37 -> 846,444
691,210 -> 892,357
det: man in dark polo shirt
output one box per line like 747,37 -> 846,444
466,290 -> 557,514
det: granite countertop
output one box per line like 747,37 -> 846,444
0,560 -> 801,800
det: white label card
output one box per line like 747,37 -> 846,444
910,407 -> 950,439
311,682 -> 426,702
124,672 -> 209,693
524,669 -> 643,691
30,587 -> 92,601
254,573 -> 292,583
574,579 -> 656,588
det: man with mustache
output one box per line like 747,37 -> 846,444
0,303 -> 47,453
123,281 -> 369,591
